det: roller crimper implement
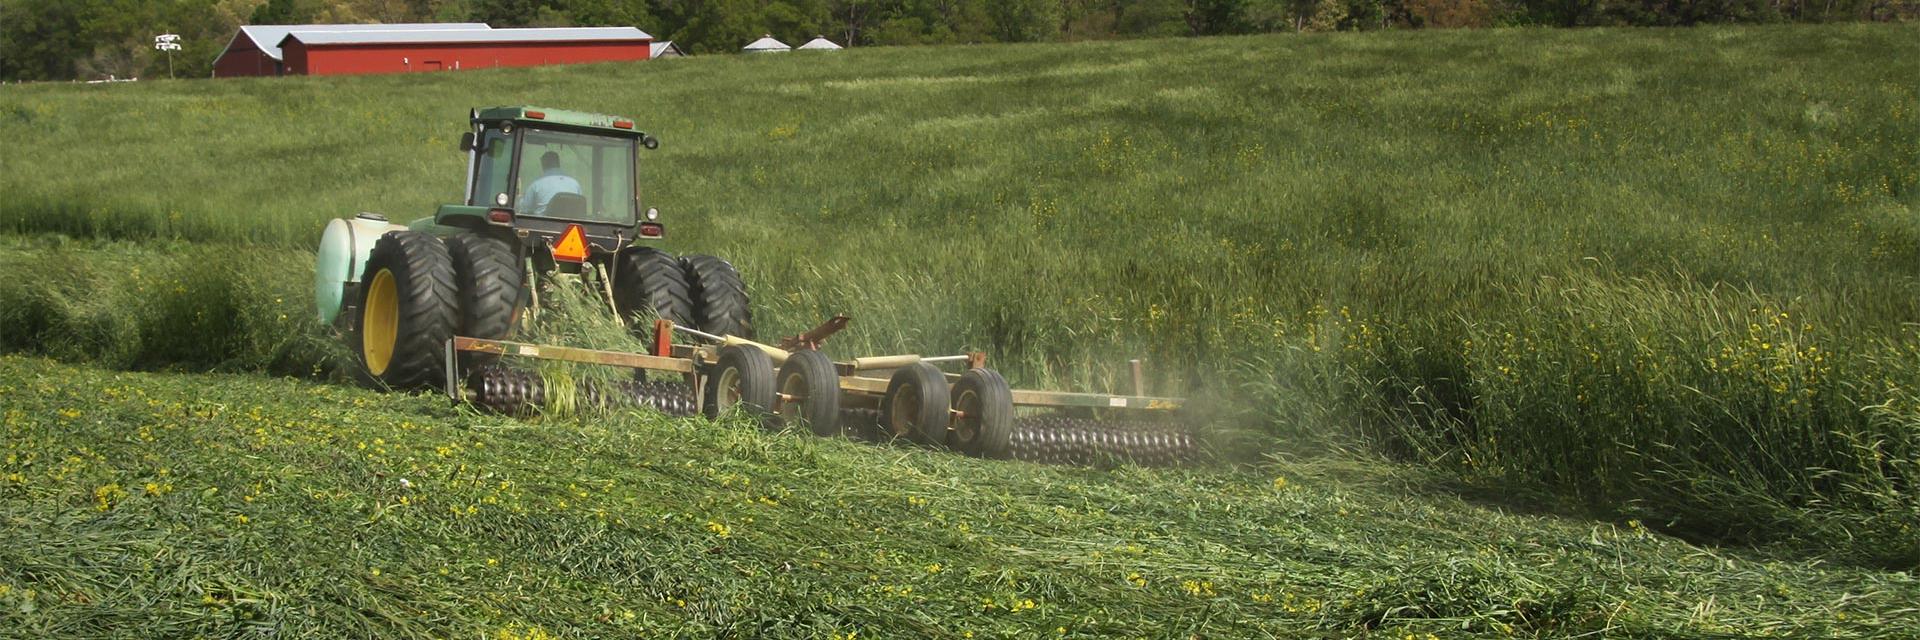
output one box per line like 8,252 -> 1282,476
446,318 -> 1198,466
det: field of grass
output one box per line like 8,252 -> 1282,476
1,21 -> 1918,578
4,355 -> 1918,638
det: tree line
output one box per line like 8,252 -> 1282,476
3,0 -> 1914,81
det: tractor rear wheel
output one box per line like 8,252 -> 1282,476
681,254 -> 753,339
705,344 -> 775,422
613,247 -> 694,339
882,362 -> 951,445
355,230 -> 458,389
949,368 -> 1014,459
776,350 -> 841,436
446,233 -> 521,372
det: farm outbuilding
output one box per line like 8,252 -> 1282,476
651,41 -> 686,58
213,23 -> 487,77
743,35 -> 791,53
214,24 -> 653,77
797,36 -> 842,51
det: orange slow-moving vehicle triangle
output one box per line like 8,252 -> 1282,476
552,224 -> 590,263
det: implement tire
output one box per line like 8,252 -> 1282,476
613,247 -> 694,339
355,230 -> 458,390
681,254 -> 753,339
446,233 -> 522,372
776,349 -> 841,436
882,362 -> 951,446
705,344 -> 775,423
949,368 -> 1014,459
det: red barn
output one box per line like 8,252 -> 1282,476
213,23 -> 489,78
213,25 -> 654,78
279,27 -> 652,76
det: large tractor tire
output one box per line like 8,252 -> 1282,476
681,254 -> 753,339
446,233 -> 522,372
355,230 -> 458,389
613,247 -> 695,339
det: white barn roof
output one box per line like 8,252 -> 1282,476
650,41 -> 685,58
233,23 -> 488,62
797,36 -> 842,50
282,27 -> 651,48
743,35 -> 790,52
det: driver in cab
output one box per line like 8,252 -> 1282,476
523,151 -> 582,215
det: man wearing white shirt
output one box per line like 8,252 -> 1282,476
523,151 -> 582,215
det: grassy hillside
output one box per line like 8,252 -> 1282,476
4,355 -> 1918,638
2,24 -> 1919,566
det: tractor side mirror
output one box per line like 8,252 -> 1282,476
641,134 -> 659,150
460,132 -> 476,152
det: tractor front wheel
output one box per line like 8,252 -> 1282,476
355,230 -> 458,389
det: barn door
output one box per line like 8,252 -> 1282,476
422,60 -> 444,71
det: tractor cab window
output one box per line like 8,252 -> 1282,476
470,129 -> 513,207
516,127 -> 637,225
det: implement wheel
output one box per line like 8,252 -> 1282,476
949,368 -> 1014,459
682,254 -> 754,339
882,362 -> 951,445
446,233 -> 522,372
704,344 -> 775,421
776,350 -> 841,436
355,230 -> 457,389
613,247 -> 694,339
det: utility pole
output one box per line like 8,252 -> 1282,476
154,34 -> 181,79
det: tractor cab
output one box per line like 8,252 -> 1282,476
316,106 -> 753,391
444,106 -> 664,263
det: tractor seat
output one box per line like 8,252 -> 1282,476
544,192 -> 588,218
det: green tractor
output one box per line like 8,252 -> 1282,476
313,106 -> 751,388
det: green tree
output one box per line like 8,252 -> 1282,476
1114,0 -> 1190,34
988,0 -> 1061,40
251,0 -> 310,23
1,2 -> 89,81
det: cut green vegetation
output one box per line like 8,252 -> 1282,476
0,23 -> 1917,576
2,355 -> 1916,638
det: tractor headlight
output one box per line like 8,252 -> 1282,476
646,207 -> 660,221
496,193 -> 510,206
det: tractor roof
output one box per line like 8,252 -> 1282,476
473,106 -> 642,137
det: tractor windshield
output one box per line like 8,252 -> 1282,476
516,127 -> 637,225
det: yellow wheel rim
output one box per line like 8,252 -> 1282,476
362,269 -> 399,376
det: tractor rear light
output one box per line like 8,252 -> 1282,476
638,222 -> 665,238
614,120 -> 634,129
526,110 -> 546,120
487,209 -> 513,224
551,224 -> 590,263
